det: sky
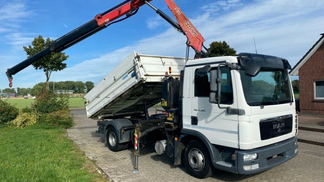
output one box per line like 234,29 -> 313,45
0,0 -> 323,90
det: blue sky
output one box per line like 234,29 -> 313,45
0,0 -> 323,90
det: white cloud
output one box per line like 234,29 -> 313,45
201,0 -> 242,13
195,0 -> 324,63
5,33 -> 34,46
146,15 -> 168,30
0,2 -> 33,30
0,3 -> 30,20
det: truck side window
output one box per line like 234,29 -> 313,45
219,67 -> 233,104
195,68 -> 210,97
194,67 -> 233,104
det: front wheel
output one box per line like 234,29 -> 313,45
106,127 -> 123,152
183,140 -> 212,179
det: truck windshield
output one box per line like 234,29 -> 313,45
240,69 -> 292,106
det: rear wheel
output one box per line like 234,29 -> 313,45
183,140 -> 212,179
106,127 -> 123,151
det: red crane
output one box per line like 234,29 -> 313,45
6,0 -> 205,87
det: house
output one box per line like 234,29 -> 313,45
0,93 -> 16,98
290,33 -> 324,115
55,90 -> 74,95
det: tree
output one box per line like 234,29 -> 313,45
23,35 -> 69,91
85,81 -> 94,92
2,88 -> 16,93
74,81 -> 85,93
32,82 -> 46,96
17,87 -> 21,96
19,88 -> 31,96
33,81 -> 90,94
63,81 -> 75,91
207,41 -> 236,57
292,80 -> 299,92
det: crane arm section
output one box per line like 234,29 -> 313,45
164,0 -> 205,53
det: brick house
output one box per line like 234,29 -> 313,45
290,33 -> 324,115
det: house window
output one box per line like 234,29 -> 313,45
315,80 -> 324,99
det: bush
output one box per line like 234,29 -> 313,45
21,106 -> 32,113
40,110 -> 73,128
10,110 -> 37,128
32,92 -> 69,114
0,100 -> 18,124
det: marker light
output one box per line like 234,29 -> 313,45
243,164 -> 259,171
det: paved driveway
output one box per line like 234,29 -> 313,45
67,109 -> 324,182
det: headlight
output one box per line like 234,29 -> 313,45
243,153 -> 258,162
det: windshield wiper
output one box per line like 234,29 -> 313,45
260,101 -> 277,106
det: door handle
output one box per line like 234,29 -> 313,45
191,116 -> 198,125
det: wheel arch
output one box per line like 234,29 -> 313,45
104,118 -> 135,144
175,129 -> 221,166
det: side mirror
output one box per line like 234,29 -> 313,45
209,69 -> 221,104
210,70 -> 218,92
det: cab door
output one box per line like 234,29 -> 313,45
182,65 -> 239,148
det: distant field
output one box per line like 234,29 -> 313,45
2,97 -> 86,109
3,98 -> 35,109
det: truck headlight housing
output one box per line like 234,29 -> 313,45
243,153 -> 258,162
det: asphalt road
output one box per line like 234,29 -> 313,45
67,109 -> 324,182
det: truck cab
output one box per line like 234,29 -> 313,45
176,53 -> 298,175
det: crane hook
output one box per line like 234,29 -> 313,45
9,78 -> 13,88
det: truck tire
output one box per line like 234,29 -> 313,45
183,140 -> 212,179
107,127 -> 123,152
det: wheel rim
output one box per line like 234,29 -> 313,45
188,148 -> 205,171
108,132 -> 117,147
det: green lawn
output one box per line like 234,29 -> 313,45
0,124 -> 106,182
4,98 -> 35,109
3,97 -> 86,109
68,97 -> 86,108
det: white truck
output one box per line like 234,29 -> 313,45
84,51 -> 298,178
6,0 -> 298,179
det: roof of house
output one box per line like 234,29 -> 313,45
290,33 -> 324,76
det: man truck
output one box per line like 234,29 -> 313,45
6,0 -> 298,179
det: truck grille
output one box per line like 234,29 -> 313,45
259,115 -> 293,140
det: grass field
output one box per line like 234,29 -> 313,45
68,97 -> 86,108
0,124 -> 106,181
2,97 -> 86,109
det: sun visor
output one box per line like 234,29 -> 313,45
238,53 -> 291,76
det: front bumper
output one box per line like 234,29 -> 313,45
236,136 -> 298,174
